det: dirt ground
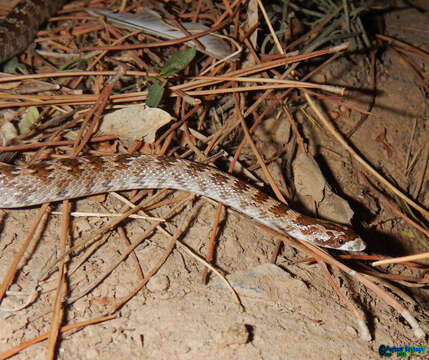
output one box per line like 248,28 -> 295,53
0,1 -> 428,359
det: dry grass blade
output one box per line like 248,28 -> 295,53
0,204 -> 50,303
255,0 -> 284,56
317,260 -> 370,341
376,34 -> 429,61
234,94 -> 287,204
72,82 -> 114,156
372,253 -> 429,267
46,200 -> 70,359
202,202 -> 224,284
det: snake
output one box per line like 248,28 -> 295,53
0,154 -> 366,251
0,0 -> 66,63
0,1 -> 365,251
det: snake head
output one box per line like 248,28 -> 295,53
292,215 -> 366,251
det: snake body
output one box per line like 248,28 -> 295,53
0,0 -> 65,63
0,154 -> 365,251
0,2 -> 365,251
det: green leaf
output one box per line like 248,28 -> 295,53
146,81 -> 165,107
160,47 -> 196,77
58,57 -> 89,72
19,106 -> 39,134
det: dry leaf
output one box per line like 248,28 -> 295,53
90,9 -> 235,60
99,104 -> 173,146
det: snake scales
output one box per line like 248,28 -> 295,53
0,0 -> 66,63
0,154 -> 365,251
0,1 -> 365,251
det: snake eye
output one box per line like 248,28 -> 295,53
338,239 -> 344,245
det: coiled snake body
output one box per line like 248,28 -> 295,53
0,0 -> 66,63
0,1 -> 365,251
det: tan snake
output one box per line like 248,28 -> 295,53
0,1 -> 365,251
0,154 -> 366,251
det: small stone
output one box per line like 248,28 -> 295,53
217,323 -> 250,347
146,275 -> 170,292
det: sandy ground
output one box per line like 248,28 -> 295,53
0,1 -> 428,359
